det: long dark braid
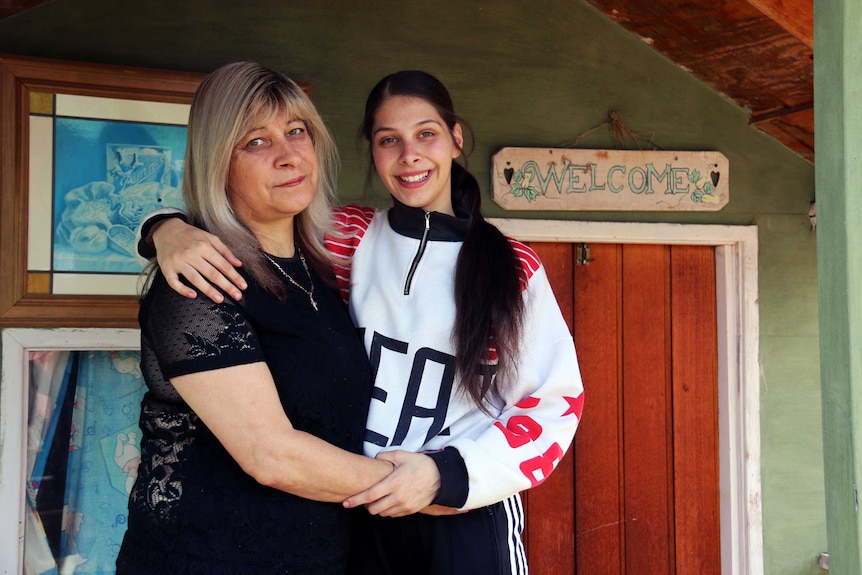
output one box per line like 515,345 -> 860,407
451,162 -> 524,410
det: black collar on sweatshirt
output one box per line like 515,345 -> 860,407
387,187 -> 473,241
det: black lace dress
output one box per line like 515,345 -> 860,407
116,254 -> 373,575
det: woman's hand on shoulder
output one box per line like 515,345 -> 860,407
342,450 -> 441,517
153,218 -> 246,302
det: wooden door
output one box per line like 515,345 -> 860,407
522,242 -> 720,575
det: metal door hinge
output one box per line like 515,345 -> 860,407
577,243 -> 592,265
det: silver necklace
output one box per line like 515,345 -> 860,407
263,249 -> 319,311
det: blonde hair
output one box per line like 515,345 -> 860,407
183,61 -> 339,295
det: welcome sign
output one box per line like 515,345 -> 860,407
491,148 -> 729,211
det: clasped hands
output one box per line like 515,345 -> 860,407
343,449 -> 462,518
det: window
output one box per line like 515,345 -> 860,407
1,328 -> 140,574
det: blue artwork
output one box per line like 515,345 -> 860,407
52,118 -> 187,274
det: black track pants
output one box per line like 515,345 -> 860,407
347,495 -> 527,575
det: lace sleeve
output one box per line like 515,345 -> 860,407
139,273 -> 266,402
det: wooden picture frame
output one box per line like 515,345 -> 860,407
0,54 -> 205,327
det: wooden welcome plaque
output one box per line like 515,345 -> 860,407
491,147 -> 729,211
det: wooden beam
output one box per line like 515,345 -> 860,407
0,0 -> 56,21
751,108 -> 814,162
744,0 -> 813,47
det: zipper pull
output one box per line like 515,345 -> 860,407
403,212 -> 432,295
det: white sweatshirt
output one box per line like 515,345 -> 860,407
326,196 -> 584,510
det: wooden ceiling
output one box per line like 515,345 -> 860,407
0,0 -> 815,162
584,0 -> 814,162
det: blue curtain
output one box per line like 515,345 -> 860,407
26,350 -> 145,575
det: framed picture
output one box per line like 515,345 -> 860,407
0,55 -> 205,327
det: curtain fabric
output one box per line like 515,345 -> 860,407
25,350 -> 145,575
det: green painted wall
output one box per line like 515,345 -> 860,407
0,0 -> 824,572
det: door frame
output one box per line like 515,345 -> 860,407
490,218 -> 762,575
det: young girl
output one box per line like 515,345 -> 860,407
141,70 -> 584,574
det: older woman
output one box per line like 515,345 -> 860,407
115,62 -> 397,575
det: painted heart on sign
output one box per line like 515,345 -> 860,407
710,170 -> 720,187
504,167 -> 514,184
